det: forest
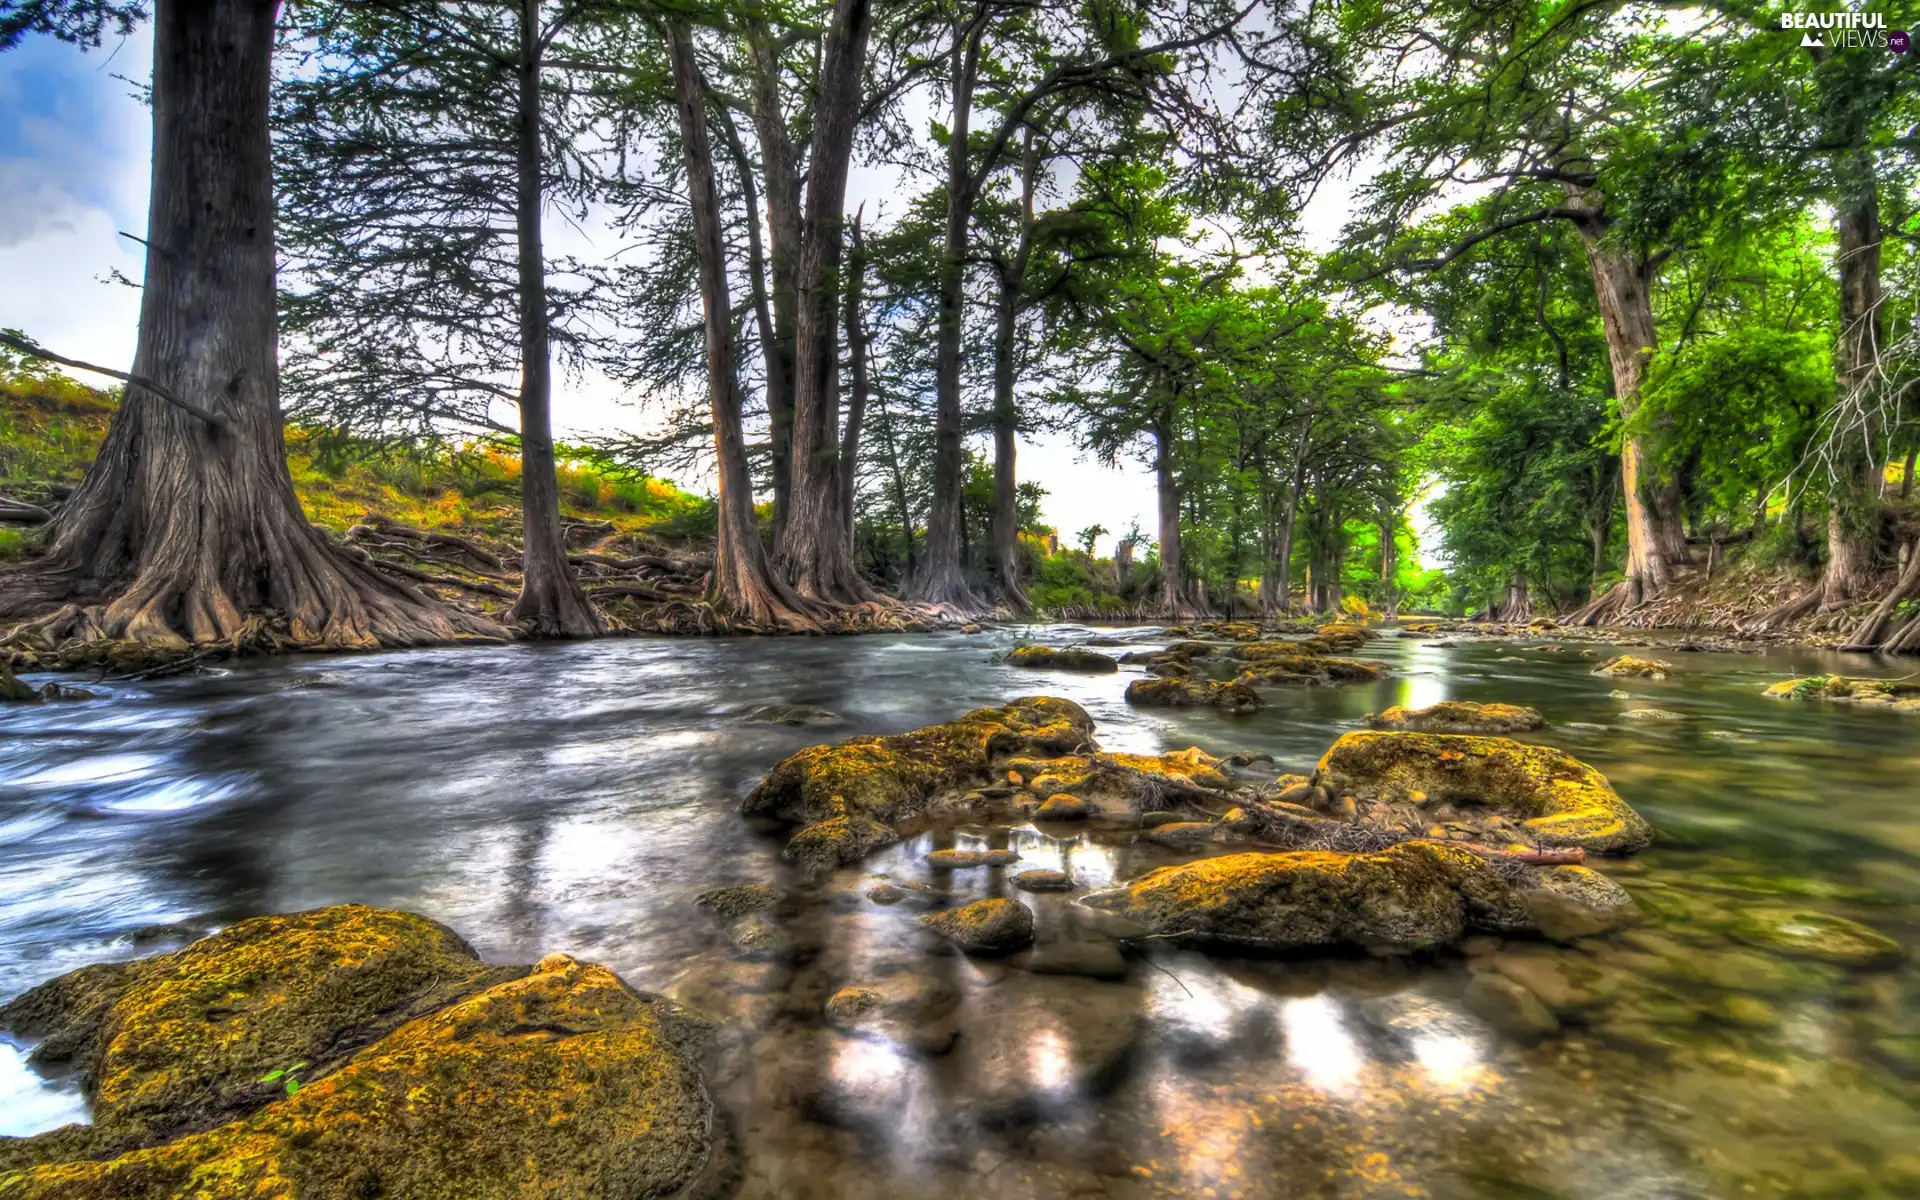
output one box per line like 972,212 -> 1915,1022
0,0 -> 1914,656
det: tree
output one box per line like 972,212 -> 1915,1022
662,16 -> 823,629
278,0 -> 614,637
0,0 -> 497,651
1281,0 -> 1753,616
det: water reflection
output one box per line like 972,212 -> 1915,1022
2,629 -> 1919,1195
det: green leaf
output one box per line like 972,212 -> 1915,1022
260,1069 -> 285,1083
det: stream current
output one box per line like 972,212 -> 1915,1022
4,627 -> 1920,1198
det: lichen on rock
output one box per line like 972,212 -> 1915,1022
1124,677 -> 1263,712
1311,731 -> 1652,855
1764,675 -> 1920,711
1080,841 -> 1551,951
920,898 -> 1036,954
743,696 -> 1094,866
1368,701 -> 1545,735
0,913 -> 719,1200
1006,645 -> 1119,673
1593,656 -> 1672,680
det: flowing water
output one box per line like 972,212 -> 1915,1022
4,628 -> 1920,1198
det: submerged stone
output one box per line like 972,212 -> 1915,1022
1006,645 -> 1120,673
1368,701 -> 1545,735
1462,973 -> 1559,1040
1311,731 -> 1653,855
1727,908 -> 1903,968
920,898 -> 1036,954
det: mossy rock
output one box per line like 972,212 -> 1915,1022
1764,675 -> 1920,708
919,898 -> 1035,954
1192,621 -> 1261,641
744,697 -> 1093,865
0,906 -> 514,1148
1311,731 -> 1652,855
1368,701 -> 1544,735
0,953 -> 718,1200
1593,656 -> 1672,680
1005,645 -> 1119,673
1081,841 -> 1539,951
1006,747 -> 1233,807
1124,677 -> 1263,712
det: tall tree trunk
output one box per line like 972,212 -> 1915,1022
1568,206 -> 1687,617
1261,423 -> 1311,617
988,139 -> 1038,612
840,212 -> 870,535
989,269 -> 1026,611
1154,398 -> 1198,617
875,395 -> 917,582
1822,152 -> 1885,609
1,0 -> 496,650
908,9 -> 987,610
774,0 -> 874,604
744,20 -> 800,535
1378,515 -> 1398,621
509,0 -> 602,637
667,21 -> 818,630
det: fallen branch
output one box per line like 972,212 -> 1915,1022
0,495 -> 52,524
0,331 -> 231,432
365,557 -> 517,599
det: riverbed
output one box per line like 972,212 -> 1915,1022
4,627 -> 1919,1197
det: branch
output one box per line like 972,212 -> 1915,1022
0,332 -> 232,432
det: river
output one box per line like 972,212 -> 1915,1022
3,627 -> 1919,1198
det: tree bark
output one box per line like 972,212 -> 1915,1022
743,19 -> 800,535
1568,203 -> 1688,616
1154,397 -> 1199,617
907,8 -> 988,610
666,21 -> 819,630
509,0 -> 602,638
1377,515 -> 1398,621
988,139 -> 1039,612
0,0 -> 498,650
1821,151 -> 1885,609
774,0 -> 874,604
1261,421 -> 1311,616
840,212 -> 870,536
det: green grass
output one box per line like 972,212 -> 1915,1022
0,371 -> 713,544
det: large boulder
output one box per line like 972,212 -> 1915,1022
1368,701 -> 1545,734
1311,731 -> 1653,855
1006,645 -> 1119,673
0,906 -> 515,1149
743,697 -> 1094,866
1081,841 -> 1631,951
0,915 -> 719,1200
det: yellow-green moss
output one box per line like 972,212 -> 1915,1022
0,907 -> 513,1148
1005,646 -> 1118,673
1083,841 -> 1533,949
918,898 -> 1035,954
1124,677 -> 1263,712
1368,701 -> 1545,734
1764,675 -> 1920,708
1008,747 -> 1232,803
0,954 -> 716,1200
1593,656 -> 1672,680
1312,732 -> 1652,855
745,697 -> 1092,830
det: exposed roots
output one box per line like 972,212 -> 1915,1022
1839,544 -> 1920,652
1565,578 -> 1640,627
1738,586 -> 1820,636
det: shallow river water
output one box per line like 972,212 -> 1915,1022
4,627 -> 1920,1198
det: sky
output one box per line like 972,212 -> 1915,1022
0,22 -> 1374,561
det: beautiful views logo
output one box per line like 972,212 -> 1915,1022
1779,9 -> 1897,49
